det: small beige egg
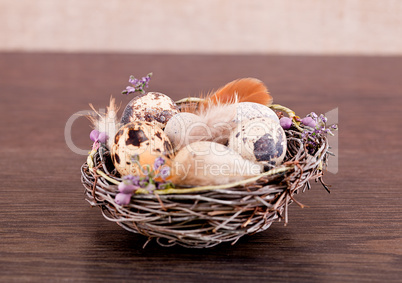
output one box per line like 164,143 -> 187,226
111,121 -> 174,177
120,92 -> 179,129
164,112 -> 211,151
228,117 -> 287,166
232,102 -> 279,124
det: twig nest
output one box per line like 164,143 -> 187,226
120,92 -> 179,129
83,73 -> 336,248
111,121 -> 174,177
228,117 -> 287,166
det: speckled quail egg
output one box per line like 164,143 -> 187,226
232,102 -> 279,124
164,112 -> 211,151
228,117 -> 287,166
120,92 -> 179,129
111,121 -> 174,177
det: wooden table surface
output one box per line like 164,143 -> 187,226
1,52 -> 401,282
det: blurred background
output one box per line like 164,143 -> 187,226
1,0 -> 401,55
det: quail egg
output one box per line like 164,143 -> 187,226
164,112 -> 211,151
111,121 -> 174,177
120,92 -> 179,129
232,102 -> 279,124
228,117 -> 287,166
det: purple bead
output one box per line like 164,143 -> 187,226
90,130 -> 100,142
280,117 -> 292,130
97,132 -> 107,144
115,193 -> 132,205
301,117 -> 317,128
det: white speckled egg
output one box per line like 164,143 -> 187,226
111,121 -> 174,177
120,92 -> 179,129
228,117 -> 287,166
164,112 -> 210,151
232,102 -> 279,124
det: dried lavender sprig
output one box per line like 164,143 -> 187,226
114,155 -> 174,204
303,112 -> 337,155
122,72 -> 153,95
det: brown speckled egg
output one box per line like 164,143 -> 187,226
228,117 -> 287,166
120,92 -> 179,129
111,121 -> 174,177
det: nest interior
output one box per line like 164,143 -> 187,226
81,126 -> 329,248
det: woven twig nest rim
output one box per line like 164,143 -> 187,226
81,103 -> 331,248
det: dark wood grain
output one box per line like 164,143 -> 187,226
1,52 -> 401,282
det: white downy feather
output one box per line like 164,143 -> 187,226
89,97 -> 121,149
192,98 -> 239,145
172,141 -> 262,186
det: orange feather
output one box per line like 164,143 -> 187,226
200,78 -> 272,110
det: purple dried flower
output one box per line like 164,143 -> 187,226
301,113 -> 338,155
122,73 -> 153,95
153,157 -> 165,170
128,75 -> 138,85
125,86 -> 136,93
145,183 -> 156,192
159,166 -> 171,180
319,114 -> 328,124
123,175 -> 140,186
309,112 -> 318,120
